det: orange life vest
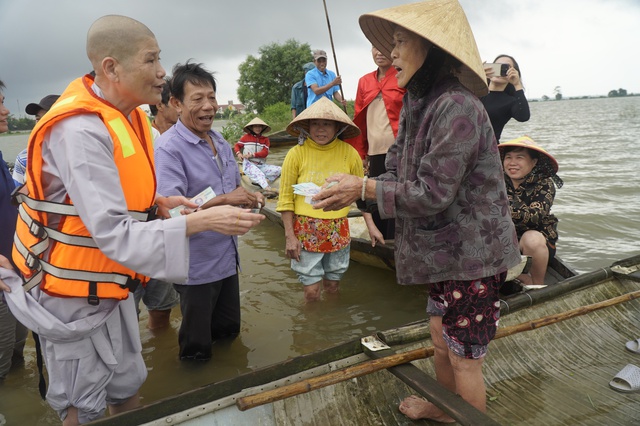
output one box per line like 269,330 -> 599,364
12,74 -> 157,305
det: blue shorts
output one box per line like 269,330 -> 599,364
133,278 -> 179,313
291,246 -> 350,286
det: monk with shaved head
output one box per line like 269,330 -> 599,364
87,15 -> 164,116
0,15 -> 263,425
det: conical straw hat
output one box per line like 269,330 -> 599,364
359,0 -> 488,97
498,136 -> 559,174
286,97 -> 361,140
499,135 -> 563,188
243,117 -> 271,134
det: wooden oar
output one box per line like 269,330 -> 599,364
236,287 -> 640,411
322,0 -> 348,113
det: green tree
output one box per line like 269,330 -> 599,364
8,115 -> 35,131
553,86 -> 562,100
608,88 -> 628,97
237,39 -> 313,113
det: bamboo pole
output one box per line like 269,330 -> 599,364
322,0 -> 347,113
236,287 -> 640,411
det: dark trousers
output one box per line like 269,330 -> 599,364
368,153 -> 395,240
174,274 -> 241,360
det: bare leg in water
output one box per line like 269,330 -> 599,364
147,309 -> 172,330
398,316 -> 486,422
323,279 -> 339,295
63,394 -> 140,426
303,281 -> 322,303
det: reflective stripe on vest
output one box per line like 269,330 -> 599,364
12,74 -> 157,304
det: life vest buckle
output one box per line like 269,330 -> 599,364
88,281 -> 100,306
123,277 -> 141,292
145,205 -> 158,222
10,183 -> 26,206
28,219 -> 46,239
25,252 -> 40,270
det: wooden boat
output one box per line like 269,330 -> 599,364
240,173 -> 280,194
266,129 -> 297,146
97,254 -> 640,425
260,202 -> 577,286
259,200 -> 394,266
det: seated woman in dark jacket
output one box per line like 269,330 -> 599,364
500,136 -> 563,287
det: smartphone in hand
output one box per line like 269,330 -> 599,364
486,63 -> 509,77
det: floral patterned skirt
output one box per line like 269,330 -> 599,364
294,215 -> 349,253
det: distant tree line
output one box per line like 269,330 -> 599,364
7,115 -> 35,131
608,88 -> 627,97
539,86 -> 633,101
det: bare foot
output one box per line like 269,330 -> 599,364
517,273 -> 533,286
398,395 -> 455,423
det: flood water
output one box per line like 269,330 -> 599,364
1,96 -> 639,424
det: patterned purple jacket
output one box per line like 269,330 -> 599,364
375,77 -> 521,285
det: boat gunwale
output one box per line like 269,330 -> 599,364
95,255 -> 618,426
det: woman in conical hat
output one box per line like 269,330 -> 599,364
499,135 -> 563,188
276,97 -> 383,303
311,1 -> 521,420
234,117 -> 280,195
286,97 -> 361,144
499,136 -> 562,288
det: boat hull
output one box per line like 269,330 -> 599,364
100,255 -> 640,425
260,202 -> 576,285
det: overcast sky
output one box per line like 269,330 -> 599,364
1,0 -> 638,116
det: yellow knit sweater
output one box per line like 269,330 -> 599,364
276,137 -> 363,219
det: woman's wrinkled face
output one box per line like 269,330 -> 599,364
372,46 -> 392,70
309,119 -> 339,145
503,148 -> 537,183
390,28 -> 429,88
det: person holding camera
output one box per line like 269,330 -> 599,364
481,54 -> 530,143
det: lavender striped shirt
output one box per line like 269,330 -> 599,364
155,120 -> 241,285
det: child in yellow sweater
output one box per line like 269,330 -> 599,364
277,98 -> 383,302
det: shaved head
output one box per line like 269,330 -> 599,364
85,15 -> 165,116
87,15 -> 156,71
